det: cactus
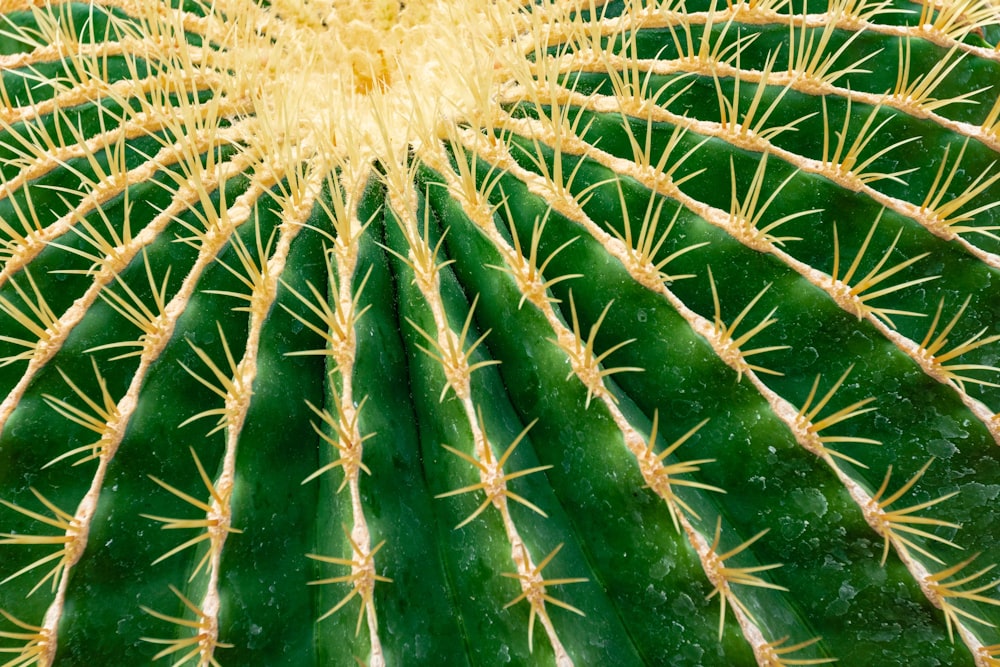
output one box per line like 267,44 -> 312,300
2,0 -> 1000,664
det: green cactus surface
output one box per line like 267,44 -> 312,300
3,0 -> 1000,664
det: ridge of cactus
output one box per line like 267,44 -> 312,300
2,0 -> 1000,664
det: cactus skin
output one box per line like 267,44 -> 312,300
3,0 -> 1000,664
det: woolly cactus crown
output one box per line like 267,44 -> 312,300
2,0 -> 1000,664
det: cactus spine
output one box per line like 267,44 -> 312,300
2,0 -> 1000,664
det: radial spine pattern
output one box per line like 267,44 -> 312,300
2,0 -> 1000,665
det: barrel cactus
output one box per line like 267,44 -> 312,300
2,0 -> 1000,664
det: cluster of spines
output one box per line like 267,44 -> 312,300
1,0 -> 999,664
291,165 -> 390,664
0,2 -> 316,662
449,128 -> 799,659
428,131 -> 828,662
507,11 -> 1000,431
465,0 -> 1000,659
382,156 -> 588,661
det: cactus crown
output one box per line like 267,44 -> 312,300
2,0 -> 1000,665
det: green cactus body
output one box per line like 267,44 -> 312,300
2,0 -> 1000,664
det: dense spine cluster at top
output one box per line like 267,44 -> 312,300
1,0 -> 1000,664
